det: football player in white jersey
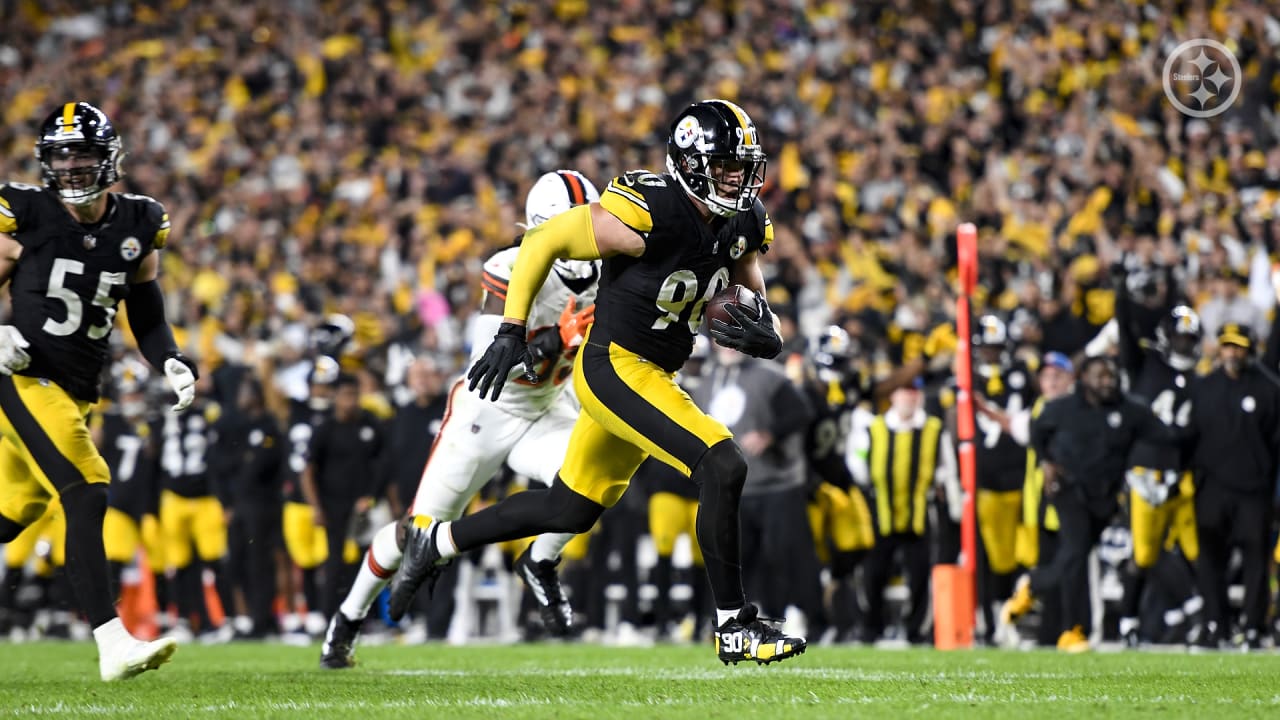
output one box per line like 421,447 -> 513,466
320,170 -> 600,668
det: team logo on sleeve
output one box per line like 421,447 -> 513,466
119,236 -> 141,261
729,235 -> 747,259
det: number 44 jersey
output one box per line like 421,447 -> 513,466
593,170 -> 772,372
0,183 -> 169,402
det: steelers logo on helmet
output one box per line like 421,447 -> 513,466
1156,305 -> 1202,371
674,116 -> 702,149
665,99 -> 767,218
35,101 -> 125,206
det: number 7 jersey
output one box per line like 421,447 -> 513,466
0,183 -> 169,402
594,170 -> 772,372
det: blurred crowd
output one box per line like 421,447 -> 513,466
2,0 -> 1280,649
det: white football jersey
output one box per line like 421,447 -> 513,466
472,246 -> 599,420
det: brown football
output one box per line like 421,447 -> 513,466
704,283 -> 760,329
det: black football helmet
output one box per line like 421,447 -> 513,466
972,314 -> 1008,368
310,314 -> 355,358
35,102 -> 124,205
666,99 -> 766,217
1154,305 -> 1202,371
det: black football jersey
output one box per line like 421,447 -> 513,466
100,411 -> 159,518
1125,352 -> 1194,472
973,362 -> 1038,491
159,399 -> 215,498
594,170 -> 772,372
803,372 -> 867,490
0,184 -> 169,402
281,400 -> 332,503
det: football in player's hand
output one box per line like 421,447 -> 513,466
705,284 -> 760,329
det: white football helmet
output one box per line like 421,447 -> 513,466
525,170 -> 601,282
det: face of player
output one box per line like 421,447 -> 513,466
1080,360 -> 1119,405
308,383 -> 334,411
119,391 -> 147,419
49,146 -> 105,193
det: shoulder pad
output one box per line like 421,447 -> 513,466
749,199 -> 773,254
600,170 -> 666,235
0,182 -> 46,236
120,193 -> 170,249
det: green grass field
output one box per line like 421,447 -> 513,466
1,641 -> 1278,719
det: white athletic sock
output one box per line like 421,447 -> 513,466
339,523 -> 403,621
92,617 -> 132,651
716,608 -> 741,627
529,532 -> 574,564
436,521 -> 458,559
1119,616 -> 1139,636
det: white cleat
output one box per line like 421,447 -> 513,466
99,637 -> 178,682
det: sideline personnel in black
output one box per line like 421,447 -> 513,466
300,373 -> 384,618
1187,324 -> 1280,650
1001,355 -> 1169,650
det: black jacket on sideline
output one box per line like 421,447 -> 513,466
1187,365 -> 1280,495
1030,389 -> 1171,507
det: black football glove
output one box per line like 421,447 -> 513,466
467,322 -> 532,401
523,326 -> 564,384
710,296 -> 783,359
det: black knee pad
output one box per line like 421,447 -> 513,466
60,482 -> 108,523
690,439 -> 747,493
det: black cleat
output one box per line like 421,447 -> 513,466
714,604 -> 806,666
514,546 -> 574,638
319,611 -> 361,669
387,516 -> 449,622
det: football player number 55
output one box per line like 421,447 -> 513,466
42,258 -> 127,340
652,267 -> 729,333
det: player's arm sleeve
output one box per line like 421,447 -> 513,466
503,204 -> 600,324
126,279 -> 181,371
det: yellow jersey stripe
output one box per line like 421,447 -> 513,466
606,181 -> 648,208
0,196 -> 12,217
601,188 -> 653,234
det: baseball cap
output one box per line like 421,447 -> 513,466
1218,323 -> 1253,349
1042,351 -> 1073,373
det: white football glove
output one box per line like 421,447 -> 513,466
0,325 -> 31,376
163,356 -> 197,412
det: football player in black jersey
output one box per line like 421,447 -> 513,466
97,358 -> 165,622
389,100 -> 803,665
1116,304 -> 1202,647
969,315 -> 1038,645
792,327 -> 876,639
0,102 -> 195,680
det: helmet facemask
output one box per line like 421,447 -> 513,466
668,148 -> 767,218
40,141 -> 121,206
